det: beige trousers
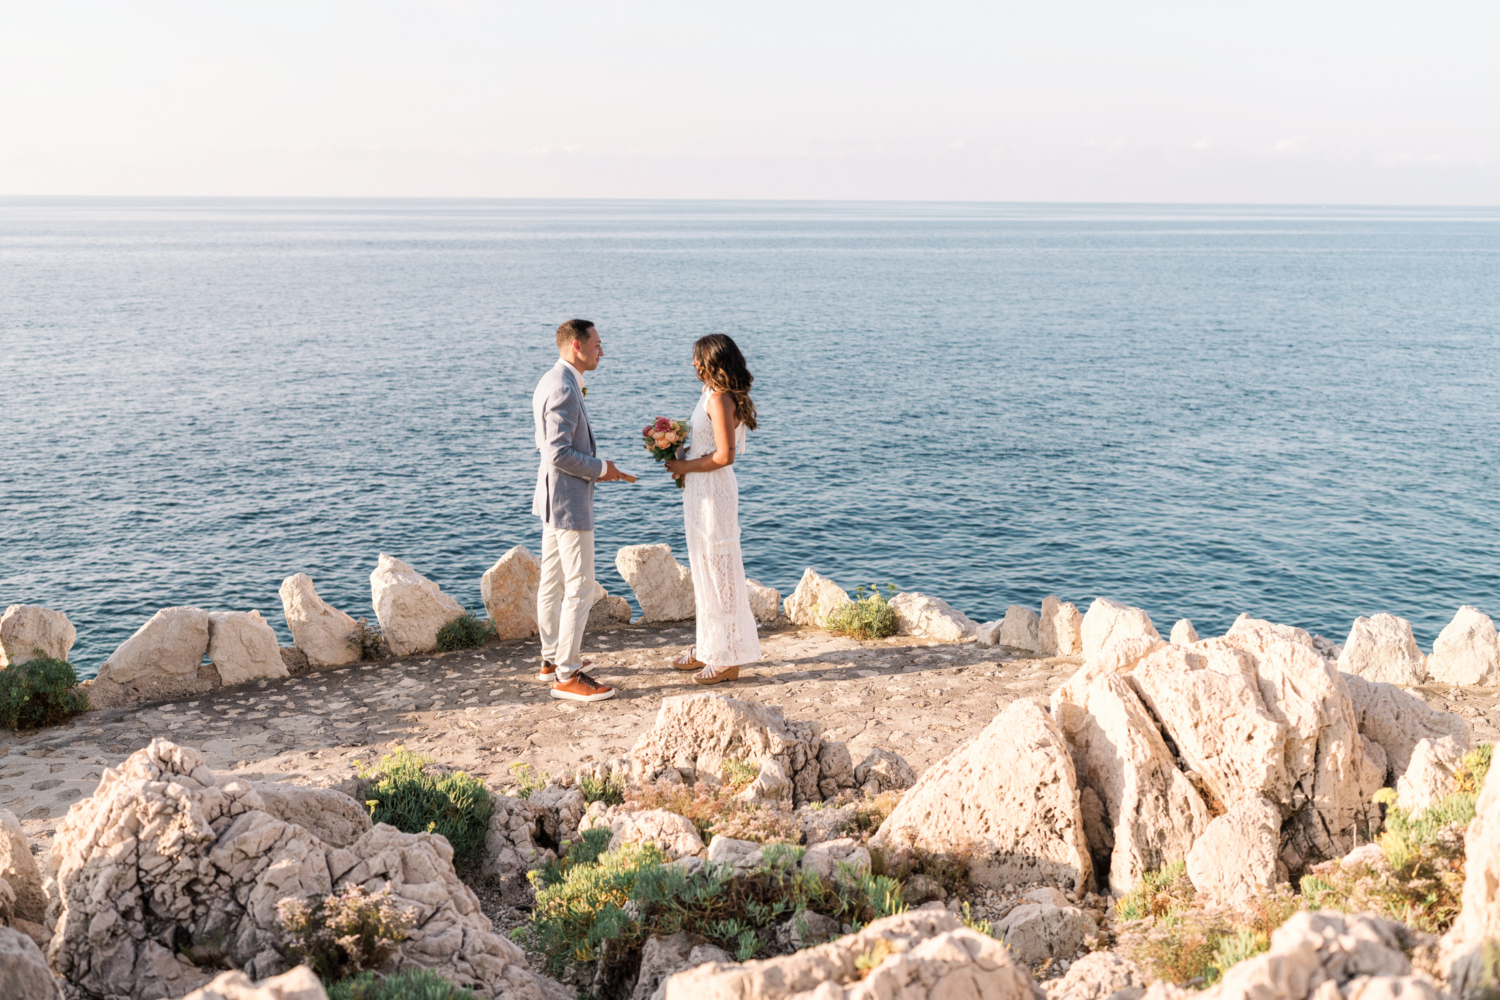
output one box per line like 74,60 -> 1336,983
537,525 -> 593,678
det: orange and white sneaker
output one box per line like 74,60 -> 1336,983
550,671 -> 616,702
538,658 -> 589,681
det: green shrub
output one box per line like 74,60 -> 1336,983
357,748 -> 493,867
579,774 -> 625,806
0,653 -> 89,730
436,612 -> 494,652
276,884 -> 414,980
519,832 -> 911,983
326,969 -> 474,1000
822,585 -> 900,640
509,762 -> 549,800
353,618 -> 390,660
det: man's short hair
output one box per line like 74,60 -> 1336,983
556,319 -> 596,350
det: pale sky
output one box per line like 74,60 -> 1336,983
2,1 -> 1497,203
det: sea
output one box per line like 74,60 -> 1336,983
2,198 -> 1498,677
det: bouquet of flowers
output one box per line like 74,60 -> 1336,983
642,416 -> 689,489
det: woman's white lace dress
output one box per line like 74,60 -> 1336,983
683,387 -> 761,667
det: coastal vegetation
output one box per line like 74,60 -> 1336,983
276,884 -> 414,981
356,748 -> 493,867
0,651 -> 89,729
822,584 -> 900,640
325,969 -> 474,1000
435,611 -> 495,652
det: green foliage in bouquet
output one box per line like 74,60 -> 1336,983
823,584 -> 900,640
436,612 -> 494,652
356,748 -> 493,867
0,652 -> 89,730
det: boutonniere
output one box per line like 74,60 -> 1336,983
581,387 -> 588,397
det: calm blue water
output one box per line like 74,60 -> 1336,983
2,198 -> 1499,677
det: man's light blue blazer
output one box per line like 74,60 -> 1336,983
532,360 -> 607,531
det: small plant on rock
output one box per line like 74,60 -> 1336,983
352,618 -> 390,660
435,612 -> 495,652
720,758 -> 761,790
326,968 -> 474,1000
509,762 -> 549,799
578,773 -> 625,806
357,748 -> 493,868
822,584 -> 900,640
276,884 -> 414,980
627,778 -> 800,844
0,652 -> 89,729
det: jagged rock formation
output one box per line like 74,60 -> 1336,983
616,544 -> 695,622
1044,951 -> 1146,1000
278,574 -> 361,667
781,569 -> 848,627
481,546 -> 542,640
871,699 -> 1092,892
1429,606 -> 1500,686
746,579 -> 782,623
890,592 -> 978,641
662,910 -> 1043,1000
1339,613 -> 1427,687
206,611 -> 287,686
46,739 -> 566,1000
0,809 -> 47,925
0,604 -> 75,667
0,924 -> 60,1000
370,553 -> 465,657
999,605 -> 1044,652
1081,598 -> 1161,660
1040,596 -> 1085,656
173,967 -> 326,1000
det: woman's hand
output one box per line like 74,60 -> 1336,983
662,458 -> 687,480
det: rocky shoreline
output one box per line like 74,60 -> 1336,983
4,555 -> 1500,1000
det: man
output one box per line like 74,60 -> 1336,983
532,319 -> 625,702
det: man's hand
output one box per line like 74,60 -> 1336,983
597,460 -> 627,483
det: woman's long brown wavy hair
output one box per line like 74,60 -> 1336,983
692,334 -> 758,431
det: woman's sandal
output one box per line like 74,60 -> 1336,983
692,664 -> 741,685
671,647 -> 705,671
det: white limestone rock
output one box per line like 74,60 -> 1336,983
1186,794 -> 1282,905
0,604 -> 75,667
0,925 -> 60,1000
1054,672 -> 1210,895
746,579 -> 781,623
782,568 -> 850,627
91,606 -> 214,708
479,545 -> 541,640
580,807 -> 705,860
1169,618 -> 1199,646
1041,595 -> 1085,656
997,902 -> 1097,966
1044,951 -> 1146,1000
1223,613 -> 1315,654
617,544 -> 696,622
999,605 -> 1043,652
1050,636 -> 1167,734
705,835 -> 763,872
816,741 -> 857,799
663,910 -> 1042,1000
976,620 -> 1003,647
47,739 -> 568,1000
890,592 -> 979,642
1240,639 -> 1383,865
0,809 -> 46,925
801,837 -> 871,879
854,748 -> 917,794
1444,740 -> 1500,996
482,794 -> 548,879
173,967 -> 326,1000
370,553 -> 465,657
528,782 -> 587,848
1339,613 -> 1427,687
738,759 -> 794,807
871,699 -> 1092,892
207,611 -> 287,686
237,782 -> 372,848
1193,911 -> 1419,1000
1343,672 -> 1470,777
1429,606 -> 1500,687
631,933 -> 732,1000
630,693 -> 825,806
1127,642 -> 1292,810
1396,736 -> 1467,813
277,574 -> 360,667
1081,598 -> 1161,660
585,582 -> 632,631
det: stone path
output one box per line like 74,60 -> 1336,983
3,621 -> 1498,859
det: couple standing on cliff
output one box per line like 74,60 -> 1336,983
531,318 -> 761,703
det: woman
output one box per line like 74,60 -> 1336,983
662,334 -> 761,684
